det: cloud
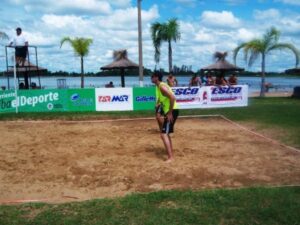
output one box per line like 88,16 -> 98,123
276,0 -> 300,6
174,0 -> 198,6
221,0 -> 247,5
10,0 -> 112,15
253,9 -> 281,20
201,11 -> 241,28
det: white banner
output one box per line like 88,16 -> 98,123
95,88 -> 133,111
171,87 -> 202,109
202,85 -> 248,108
172,85 -> 248,109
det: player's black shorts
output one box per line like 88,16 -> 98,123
161,109 -> 179,134
155,104 -> 164,115
15,46 -> 28,58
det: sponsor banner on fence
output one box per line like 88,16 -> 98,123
201,85 -> 248,108
172,86 -> 203,109
67,89 -> 95,111
95,88 -> 133,111
0,90 -> 16,113
0,89 -> 68,112
133,87 -> 156,111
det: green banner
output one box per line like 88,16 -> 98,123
67,89 -> 95,111
133,87 -> 156,111
0,89 -> 68,113
18,89 -> 67,112
0,90 -> 16,113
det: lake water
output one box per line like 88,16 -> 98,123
1,75 -> 300,93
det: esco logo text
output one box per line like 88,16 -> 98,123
98,95 -> 129,103
172,87 -> 199,96
211,87 -> 242,95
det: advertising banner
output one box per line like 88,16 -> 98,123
0,89 -> 67,112
133,87 -> 156,111
67,89 -> 95,112
171,86 -> 203,109
17,89 -> 67,112
0,90 -> 16,113
95,88 -> 133,111
201,85 -> 248,108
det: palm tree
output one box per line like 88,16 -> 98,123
233,27 -> 300,97
151,18 -> 181,73
60,37 -> 93,88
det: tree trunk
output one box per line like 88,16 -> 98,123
168,40 -> 172,73
81,57 -> 84,88
260,53 -> 266,97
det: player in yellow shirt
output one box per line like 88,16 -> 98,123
151,71 -> 179,162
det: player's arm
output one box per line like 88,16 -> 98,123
160,85 -> 175,122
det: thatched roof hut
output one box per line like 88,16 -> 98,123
100,49 -> 139,87
200,52 -> 244,75
5,60 -> 47,74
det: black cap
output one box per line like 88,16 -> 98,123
16,27 -> 22,31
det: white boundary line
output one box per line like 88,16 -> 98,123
219,115 -> 300,153
0,114 -> 220,124
1,114 -> 299,153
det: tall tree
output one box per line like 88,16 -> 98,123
151,18 -> 181,73
233,27 -> 300,97
60,37 -> 93,88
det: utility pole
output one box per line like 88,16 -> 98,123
137,0 -> 144,87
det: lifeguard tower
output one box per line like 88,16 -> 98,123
4,46 -> 47,89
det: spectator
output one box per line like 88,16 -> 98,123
215,74 -> 227,86
228,74 -> 238,85
189,74 -> 201,87
166,73 -> 178,87
105,81 -> 114,88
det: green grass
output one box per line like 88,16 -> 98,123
1,187 -> 299,225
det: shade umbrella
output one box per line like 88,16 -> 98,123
100,49 -> 139,87
4,60 -> 47,89
200,52 -> 244,75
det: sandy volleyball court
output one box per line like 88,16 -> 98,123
0,117 -> 300,203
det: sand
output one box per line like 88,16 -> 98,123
0,117 -> 300,203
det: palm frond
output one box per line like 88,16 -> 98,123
263,27 -> 280,49
233,43 -> 247,65
60,37 -> 72,48
268,43 -> 300,67
166,18 -> 181,42
151,22 -> 163,63
60,37 -> 93,57
248,49 -> 261,67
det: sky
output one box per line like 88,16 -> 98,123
0,0 -> 300,73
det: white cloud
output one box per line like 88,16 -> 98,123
276,0 -> 300,6
235,28 -> 257,42
12,0 -> 112,14
254,9 -> 281,20
221,0 -> 247,5
201,11 -> 241,28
